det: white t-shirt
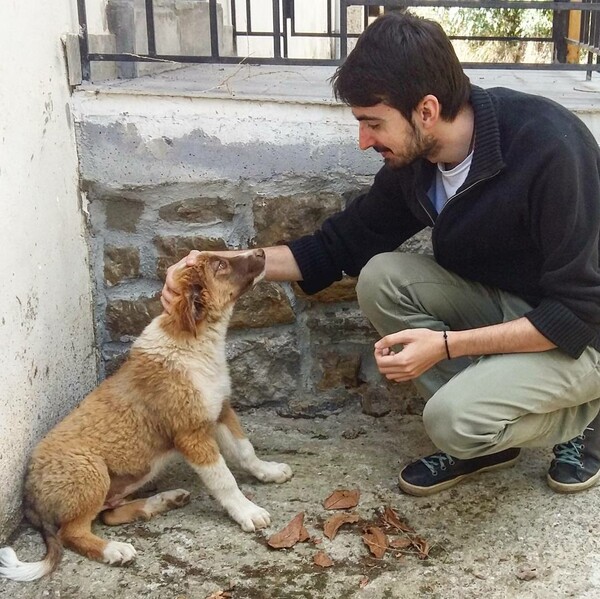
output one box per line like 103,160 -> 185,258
431,150 -> 474,215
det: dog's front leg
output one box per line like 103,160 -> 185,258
217,403 -> 293,483
175,429 -> 271,532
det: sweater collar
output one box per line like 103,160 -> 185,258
466,85 -> 506,183
412,86 -> 505,190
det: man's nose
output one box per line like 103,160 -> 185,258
358,125 -> 375,151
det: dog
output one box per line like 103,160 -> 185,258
0,249 -> 293,582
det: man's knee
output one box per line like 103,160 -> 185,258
422,395 -> 491,459
356,252 -> 431,318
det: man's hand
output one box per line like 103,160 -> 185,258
160,250 -> 203,314
374,328 -> 447,382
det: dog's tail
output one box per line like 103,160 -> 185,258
0,517 -> 63,582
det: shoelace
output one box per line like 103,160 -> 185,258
553,427 -> 593,467
420,452 -> 456,476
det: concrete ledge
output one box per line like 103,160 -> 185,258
78,63 -> 600,109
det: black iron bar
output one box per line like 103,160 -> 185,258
273,0 -> 282,58
209,0 -> 220,57
340,0 -> 348,58
145,0 -> 156,56
347,0 -> 600,9
76,0 -> 90,80
86,52 -> 600,69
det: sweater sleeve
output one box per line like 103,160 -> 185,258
525,125 -> 600,358
287,167 -> 426,294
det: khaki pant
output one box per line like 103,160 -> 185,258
356,253 -> 600,459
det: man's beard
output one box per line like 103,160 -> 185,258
376,122 -> 439,169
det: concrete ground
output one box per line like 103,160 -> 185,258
1,401 -> 600,599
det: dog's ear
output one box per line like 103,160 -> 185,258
180,282 -> 205,334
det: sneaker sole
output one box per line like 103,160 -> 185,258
546,468 -> 600,494
398,455 -> 520,497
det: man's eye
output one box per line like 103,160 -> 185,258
368,123 -> 380,131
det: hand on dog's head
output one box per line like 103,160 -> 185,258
168,251 -> 265,335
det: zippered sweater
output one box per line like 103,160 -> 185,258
287,86 -> 600,359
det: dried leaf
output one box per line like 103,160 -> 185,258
323,512 -> 360,540
381,506 -> 415,533
323,489 -> 360,510
358,577 -> 369,588
362,526 -> 388,559
313,551 -> 334,568
516,564 -> 538,581
389,537 -> 413,550
267,512 -> 310,549
206,591 -> 232,599
411,536 -> 430,560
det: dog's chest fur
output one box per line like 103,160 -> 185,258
135,319 -> 232,422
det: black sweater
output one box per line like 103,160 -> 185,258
288,86 -> 600,359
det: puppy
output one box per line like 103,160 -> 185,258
0,249 -> 292,582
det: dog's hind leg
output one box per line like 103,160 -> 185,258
175,426 -> 271,532
216,402 -> 293,484
101,490 -> 191,526
59,514 -> 136,565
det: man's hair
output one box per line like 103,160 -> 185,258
331,11 -> 471,121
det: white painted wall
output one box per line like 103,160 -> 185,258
0,0 -> 98,540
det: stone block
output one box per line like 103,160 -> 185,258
230,283 -> 295,329
227,333 -> 301,409
104,246 -> 140,287
155,235 -> 228,280
252,192 -> 343,247
102,343 -> 131,377
293,276 -> 357,303
306,306 -> 376,345
316,350 -> 362,391
158,197 -> 235,224
105,197 -> 144,233
276,390 -> 357,419
106,295 -> 162,341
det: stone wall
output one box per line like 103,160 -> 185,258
74,67 -> 430,419
88,179 -> 429,419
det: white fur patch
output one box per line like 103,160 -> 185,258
216,426 -> 293,483
144,489 -> 191,515
102,541 -> 137,565
192,457 -> 271,532
134,319 -> 231,422
0,547 -> 51,582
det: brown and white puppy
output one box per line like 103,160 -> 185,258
0,249 -> 292,582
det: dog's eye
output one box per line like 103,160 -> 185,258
217,260 -> 227,270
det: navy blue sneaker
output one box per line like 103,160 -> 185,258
547,426 -> 600,493
399,448 -> 521,496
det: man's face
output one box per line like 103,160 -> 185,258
351,103 -> 438,169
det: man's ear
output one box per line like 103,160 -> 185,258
415,95 -> 441,130
180,283 -> 205,333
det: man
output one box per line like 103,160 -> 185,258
162,12 -> 600,497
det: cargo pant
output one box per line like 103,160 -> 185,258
356,253 -> 600,459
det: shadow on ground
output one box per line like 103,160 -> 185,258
1,402 -> 599,599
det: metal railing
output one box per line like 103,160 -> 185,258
77,0 -> 600,80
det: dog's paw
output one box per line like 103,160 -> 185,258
229,499 -> 271,532
253,461 -> 293,484
145,489 -> 191,516
103,541 -> 137,566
